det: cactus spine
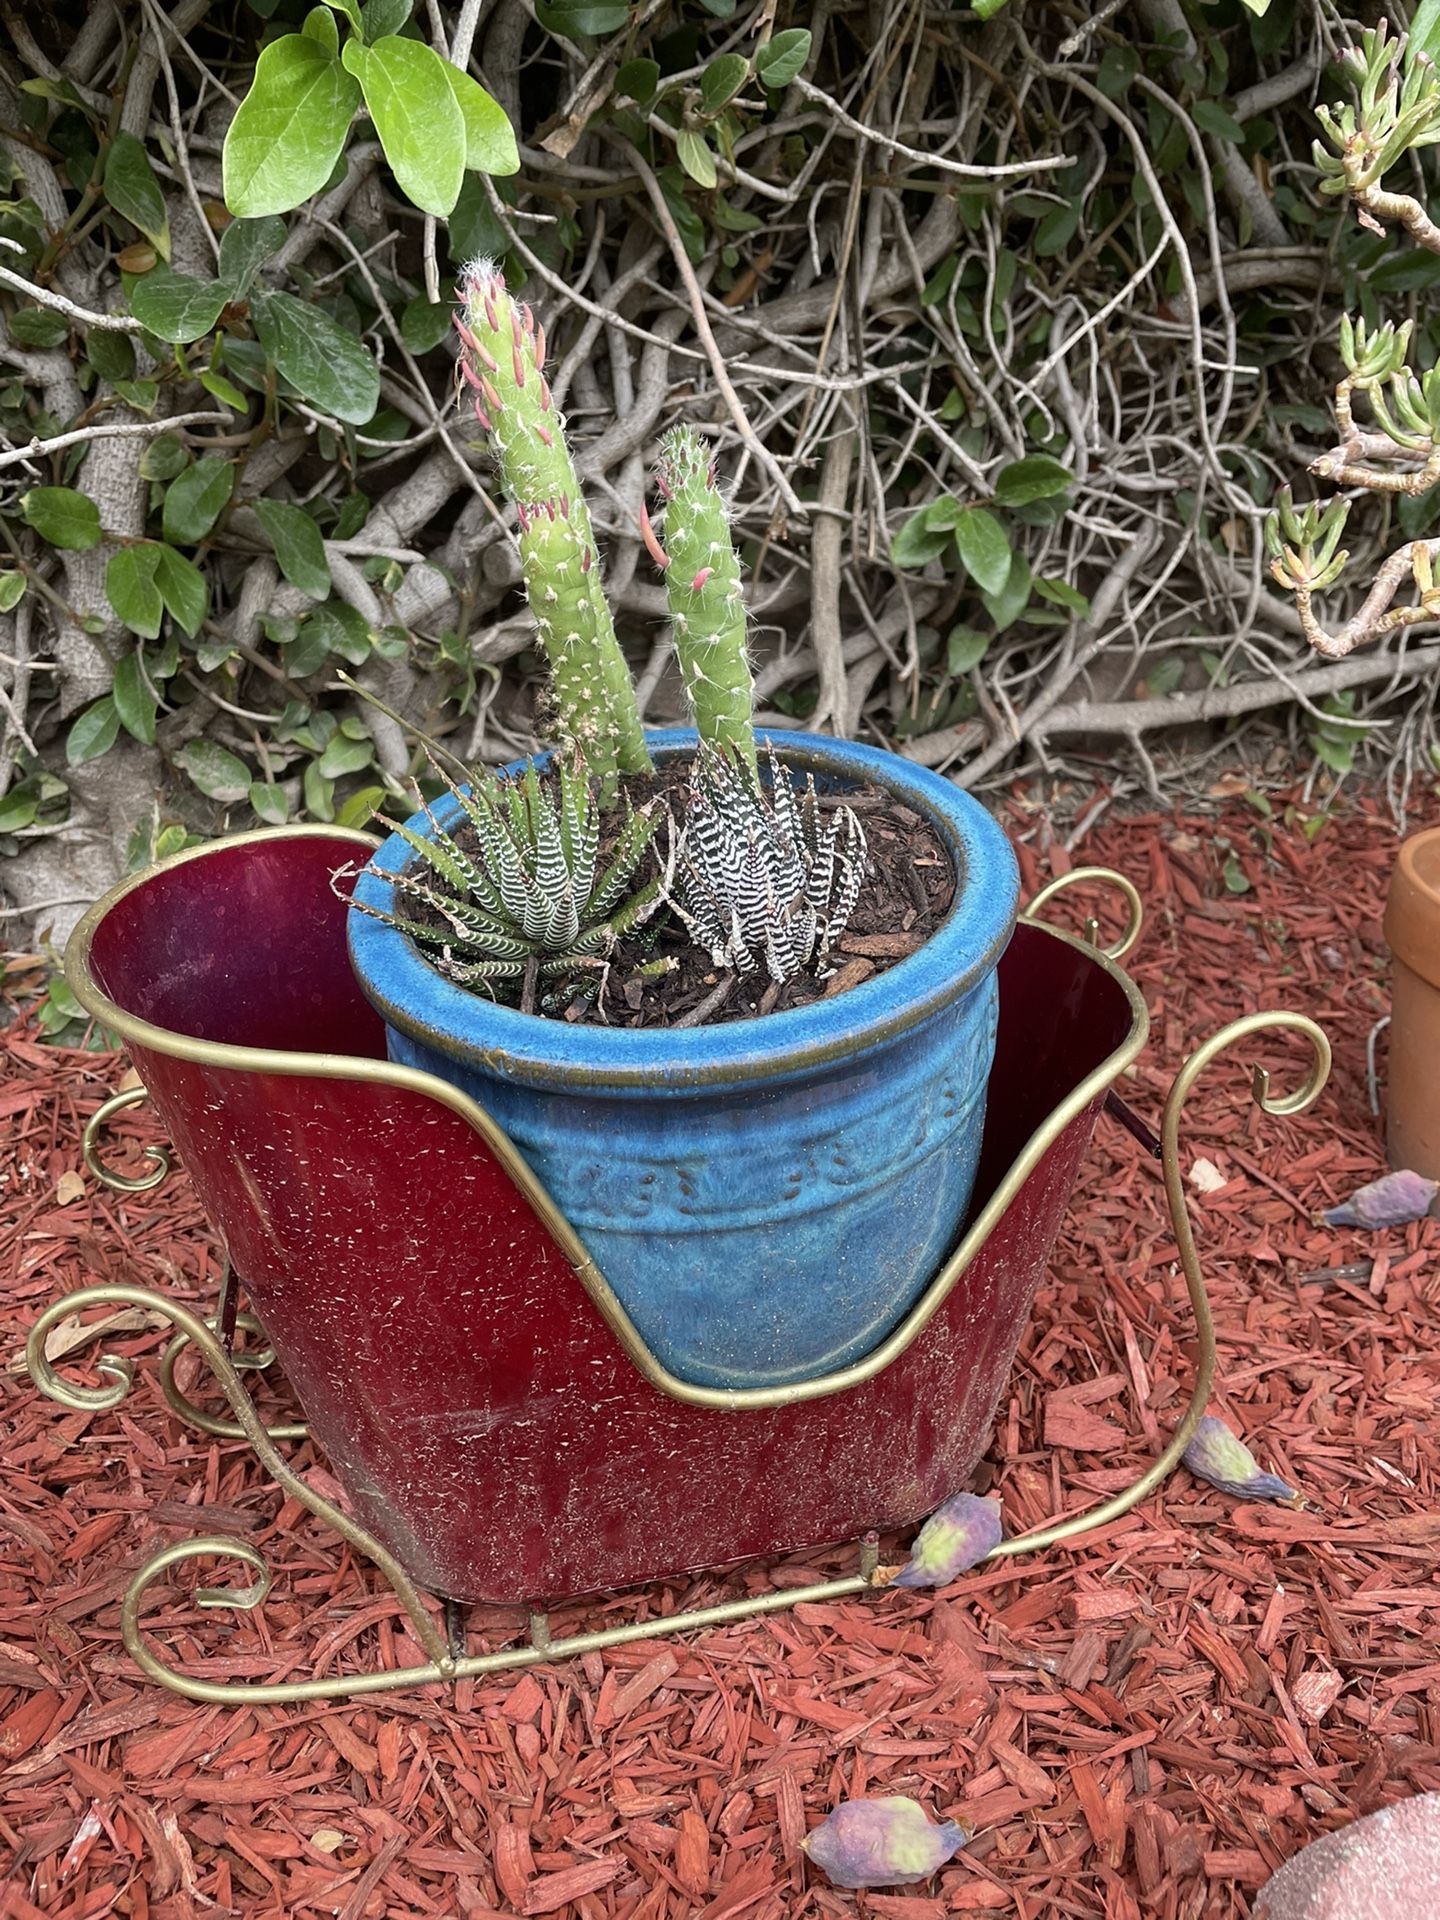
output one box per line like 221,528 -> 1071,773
455,259 -> 651,795
645,426 -> 756,772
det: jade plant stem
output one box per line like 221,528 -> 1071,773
455,258 -> 652,796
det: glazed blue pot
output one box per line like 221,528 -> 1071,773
347,731 -> 1018,1389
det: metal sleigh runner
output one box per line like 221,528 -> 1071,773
26,831 -> 1330,1708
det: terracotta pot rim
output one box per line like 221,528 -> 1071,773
1385,824 -> 1440,990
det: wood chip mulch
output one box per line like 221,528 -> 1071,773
2,782 -> 1437,1920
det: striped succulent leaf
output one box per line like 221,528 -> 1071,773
349,750 -> 662,992
663,744 -> 867,984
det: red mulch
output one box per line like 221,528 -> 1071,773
2,782 -> 1438,1920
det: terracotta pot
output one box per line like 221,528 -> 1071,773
1384,825 -> 1440,1178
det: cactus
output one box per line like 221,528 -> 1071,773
642,426 -> 756,771
663,742 -> 867,983
455,259 -> 651,795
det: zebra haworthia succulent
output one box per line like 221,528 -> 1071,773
348,750 -> 663,991
663,743 -> 868,984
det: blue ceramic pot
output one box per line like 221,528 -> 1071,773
348,731 -> 1018,1389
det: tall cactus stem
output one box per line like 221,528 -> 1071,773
455,259 -> 652,783
650,425 -> 756,770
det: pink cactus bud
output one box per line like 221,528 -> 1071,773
1183,1416 -> 1302,1505
516,502 -> 532,532
639,501 -> 670,570
802,1797 -> 968,1890
481,375 -> 502,414
559,494 -> 570,517
534,322 -> 547,370
539,378 -> 553,414
459,360 -> 486,393
654,472 -> 672,502
707,463 -> 717,488
690,567 -> 713,593
581,546 -> 592,574
512,341 -> 526,389
454,317 -> 480,354
522,302 -> 535,336
483,292 -> 499,332
535,424 -> 554,449
472,400 -> 493,433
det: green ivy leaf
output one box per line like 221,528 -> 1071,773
0,571 -> 26,613
253,498 -> 331,598
21,486 -> 100,551
676,129 -> 718,189
979,550 -> 1032,632
112,651 -> 158,744
8,307 -> 68,348
139,434 -> 189,482
993,454 -> 1073,507
200,368 -> 250,410
533,0 -> 629,37
103,132 -> 170,259
701,53 -> 750,116
113,378 -> 160,413
249,780 -> 291,824
66,696 -> 120,765
1034,575 -> 1091,616
947,625 -> 990,673
354,38 -> 466,216
87,330 -> 136,382
442,65 -> 519,175
127,266 -> 227,344
972,0 -> 1007,18
304,600 -> 372,663
0,788 -> 38,831
400,297 -> 453,353
303,758 -> 336,820
615,58 -> 660,107
322,0 -> 364,29
106,544 -> 164,637
1192,99 -> 1244,144
755,29 -> 811,90
302,4 -> 340,52
154,543 -> 209,637
317,730 -> 374,776
217,215 -> 287,297
952,507 -> 1013,595
162,458 -> 235,545
222,35 -> 361,218
362,0 -> 413,37
176,738 -> 252,803
890,510 -> 952,568
251,288 -> 380,423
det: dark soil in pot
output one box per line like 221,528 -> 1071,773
396,760 -> 957,1029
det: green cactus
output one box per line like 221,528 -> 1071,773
643,426 -> 756,771
455,258 -> 651,795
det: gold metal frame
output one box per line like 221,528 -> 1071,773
31,854 -> 1331,1702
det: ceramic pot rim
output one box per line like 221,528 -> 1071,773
347,729 -> 1021,1091
1386,824 -> 1440,989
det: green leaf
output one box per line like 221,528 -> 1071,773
302,4 -> 339,52
993,454 -> 1073,507
139,434 -> 189,482
250,288 -> 379,423
87,330 -> 136,381
1033,201 -> 1080,257
127,266 -> 227,344
66,696 -> 120,765
657,166 -> 706,262
615,58 -> 660,106
676,129 -> 718,189
0,788 -> 38,831
254,498 -> 331,598
106,545 -> 164,637
1096,45 -> 1138,97
356,38 -> 466,216
362,0 -> 412,37
176,738 -> 252,803
154,543 -> 209,637
0,571 -> 26,613
217,215 -> 287,297
104,132 -> 170,259
701,53 -> 750,115
952,507 -> 1012,595
533,0 -> 629,37
317,730 -> 374,776
21,486 -> 100,551
441,65 -> 519,176
337,783 -> 385,828
400,297 -> 453,353
972,0 -> 1008,16
305,600 -> 372,663
1034,575 -> 1090,616
8,306 -> 68,348
947,626 -> 990,673
200,368 -> 250,410
303,758 -> 336,819
1192,99 -> 1244,144
112,378 -> 160,413
890,510 -> 952,568
979,550 -> 1032,632
250,780 -> 290,824
222,36 -> 361,219
756,29 -> 811,90
162,458 -> 235,545
1412,0 -> 1440,64
112,651 -> 158,744
323,0 -> 364,27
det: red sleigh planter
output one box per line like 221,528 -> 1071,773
26,827 -> 1329,1703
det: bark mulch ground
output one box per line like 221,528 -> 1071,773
2,780 -> 1437,1920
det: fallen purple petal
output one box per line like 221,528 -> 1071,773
889,1490 -> 1004,1589
801,1795 -> 969,1889
1324,1168 -> 1439,1230
1182,1415 -> 1301,1505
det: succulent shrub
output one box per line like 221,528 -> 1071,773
1267,21 -> 1440,658
348,748 -> 663,989
663,743 -> 867,984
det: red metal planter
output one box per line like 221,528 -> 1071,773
62,828 -> 1150,1606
